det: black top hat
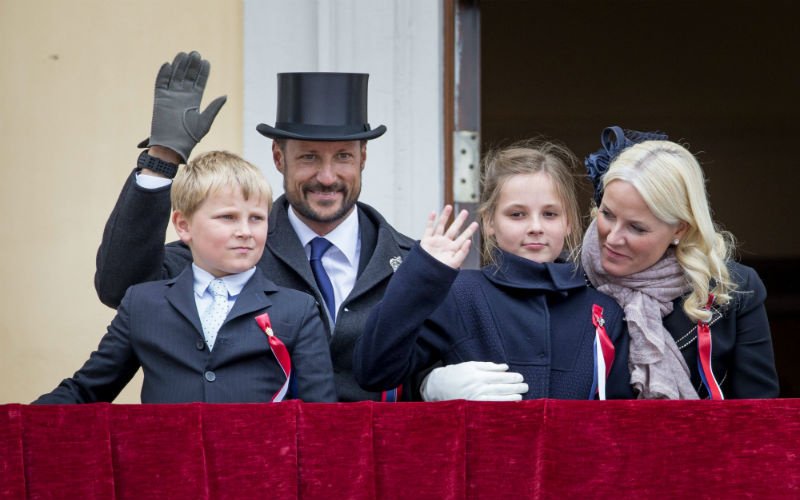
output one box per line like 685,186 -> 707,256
256,72 -> 387,141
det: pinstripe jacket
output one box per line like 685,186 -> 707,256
36,267 -> 336,404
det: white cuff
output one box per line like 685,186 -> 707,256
135,172 -> 172,189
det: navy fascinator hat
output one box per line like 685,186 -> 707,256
584,126 -> 668,206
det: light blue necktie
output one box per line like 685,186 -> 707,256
309,237 -> 336,322
201,279 -> 228,350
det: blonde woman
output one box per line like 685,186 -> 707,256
581,126 -> 779,399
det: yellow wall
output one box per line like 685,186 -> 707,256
0,0 -> 243,403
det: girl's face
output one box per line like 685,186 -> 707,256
486,172 -> 570,263
596,180 -> 687,277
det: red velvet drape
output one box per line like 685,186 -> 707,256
2,400 -> 798,499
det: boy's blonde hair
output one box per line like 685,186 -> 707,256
478,139 -> 583,265
172,151 -> 273,218
602,140 -> 736,322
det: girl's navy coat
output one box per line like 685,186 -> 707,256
354,245 -> 633,399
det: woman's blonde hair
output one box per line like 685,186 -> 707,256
603,140 -> 736,321
172,150 -> 273,218
478,139 -> 583,265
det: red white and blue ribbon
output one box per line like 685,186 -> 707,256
590,304 -> 615,400
381,386 -> 402,402
697,294 -> 724,400
255,313 -> 292,402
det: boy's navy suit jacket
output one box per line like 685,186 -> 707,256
35,267 -> 336,404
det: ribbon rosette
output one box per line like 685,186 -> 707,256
590,304 -> 615,400
697,294 -> 724,400
255,313 -> 292,402
585,125 -> 669,206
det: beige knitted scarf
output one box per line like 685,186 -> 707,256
581,220 -> 699,399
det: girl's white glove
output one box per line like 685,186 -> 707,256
421,362 -> 528,402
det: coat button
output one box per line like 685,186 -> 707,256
196,340 -> 205,350
204,371 -> 216,382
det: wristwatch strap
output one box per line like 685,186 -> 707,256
137,150 -> 179,179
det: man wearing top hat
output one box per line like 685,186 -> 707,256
94,51 -> 414,402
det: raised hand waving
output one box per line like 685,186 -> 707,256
420,205 -> 479,269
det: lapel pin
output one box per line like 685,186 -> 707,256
389,256 -> 403,272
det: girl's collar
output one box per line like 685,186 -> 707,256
482,249 -> 586,292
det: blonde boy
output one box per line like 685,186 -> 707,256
36,151 -> 335,403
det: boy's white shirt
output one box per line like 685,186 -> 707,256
192,264 -> 257,321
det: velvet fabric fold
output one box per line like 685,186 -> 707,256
4,400 -> 799,498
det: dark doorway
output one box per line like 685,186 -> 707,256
479,0 -> 800,396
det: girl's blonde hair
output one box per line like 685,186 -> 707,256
478,139 -> 583,265
602,140 -> 736,321
172,150 -> 273,218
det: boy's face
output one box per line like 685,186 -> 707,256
173,186 -> 269,278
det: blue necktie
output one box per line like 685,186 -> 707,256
309,237 -> 336,322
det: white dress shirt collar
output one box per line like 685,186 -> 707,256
287,205 -> 360,267
192,264 -> 257,298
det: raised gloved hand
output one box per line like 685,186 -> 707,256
140,51 -> 227,162
420,361 -> 529,402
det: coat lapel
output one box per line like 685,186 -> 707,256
266,197 -> 318,289
164,267 -> 204,338
664,296 -> 724,350
225,270 -> 276,324
346,218 -> 404,304
356,207 -> 378,276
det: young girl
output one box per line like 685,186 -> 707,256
353,140 -> 632,400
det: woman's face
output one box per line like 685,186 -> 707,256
596,180 -> 686,277
486,172 -> 570,263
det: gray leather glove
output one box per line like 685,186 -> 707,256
420,362 -> 529,402
139,51 -> 227,162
